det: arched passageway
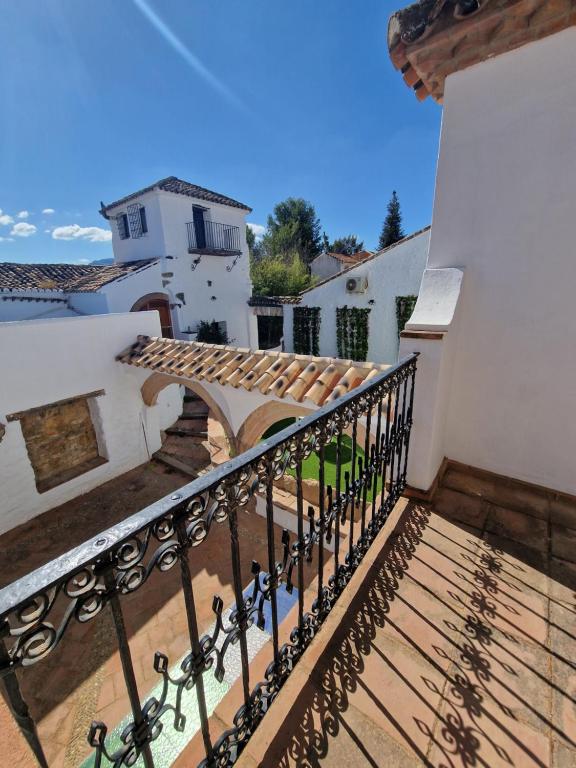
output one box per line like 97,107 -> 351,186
131,293 -> 173,338
236,400 -> 372,453
236,402 -> 314,453
141,373 -> 238,456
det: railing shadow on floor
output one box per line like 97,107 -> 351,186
262,503 -> 576,768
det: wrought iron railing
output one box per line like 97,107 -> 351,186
186,220 -> 241,254
0,353 -> 418,768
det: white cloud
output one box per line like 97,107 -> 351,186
0,210 -> 14,226
0,236 -> 14,242
52,224 -> 112,243
11,222 -> 37,237
247,222 -> 265,240
17,210 -> 30,219
42,208 -> 56,215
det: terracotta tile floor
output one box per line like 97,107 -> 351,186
261,503 -> 576,768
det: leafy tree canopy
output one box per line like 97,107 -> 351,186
251,252 -> 314,296
378,190 -> 405,250
261,197 -> 322,265
328,234 -> 365,255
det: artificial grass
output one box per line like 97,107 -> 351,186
261,419 -> 382,501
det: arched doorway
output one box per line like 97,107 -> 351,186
141,373 -> 238,457
131,293 -> 173,338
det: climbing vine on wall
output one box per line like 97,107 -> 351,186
395,295 -> 417,337
336,306 -> 371,362
293,306 -> 321,355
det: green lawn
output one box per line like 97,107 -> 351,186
261,419 -> 382,501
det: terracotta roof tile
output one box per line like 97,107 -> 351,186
117,337 -> 390,404
0,260 -> 157,293
388,0 -> 576,102
101,176 -> 251,215
329,251 -> 374,264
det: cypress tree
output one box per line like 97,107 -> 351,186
378,190 -> 405,250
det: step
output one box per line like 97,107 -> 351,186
433,487 -> 488,530
166,427 -> 208,438
182,401 -> 209,413
153,451 -> 198,478
442,465 -> 549,521
184,394 -> 203,403
178,413 -> 209,421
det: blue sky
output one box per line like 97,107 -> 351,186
0,0 -> 441,265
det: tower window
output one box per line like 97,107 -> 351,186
117,213 -> 130,240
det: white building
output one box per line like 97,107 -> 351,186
309,250 -> 373,281
390,0 -> 576,498
283,227 -> 430,363
0,177 -> 258,347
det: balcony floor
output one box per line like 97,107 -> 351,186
250,502 -> 576,768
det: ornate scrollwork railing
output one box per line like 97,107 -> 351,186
0,353 -> 418,768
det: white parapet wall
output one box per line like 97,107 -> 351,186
0,312 -> 175,535
401,27 -> 576,496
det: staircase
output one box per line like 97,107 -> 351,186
432,460 -> 576,561
154,393 -> 214,477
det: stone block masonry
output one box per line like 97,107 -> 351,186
16,396 -> 106,493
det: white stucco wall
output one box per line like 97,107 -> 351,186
284,229 -> 430,364
0,312 -> 167,534
310,253 -> 342,280
406,28 -> 576,495
0,295 -> 80,322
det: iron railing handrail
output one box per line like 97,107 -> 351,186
0,353 -> 418,620
186,219 -> 241,253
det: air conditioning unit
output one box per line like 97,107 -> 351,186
345,275 -> 368,294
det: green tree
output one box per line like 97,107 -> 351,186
378,190 -> 404,250
246,224 -> 264,261
329,234 -> 365,255
251,252 -> 313,296
246,224 -> 255,253
261,198 -> 322,265
196,320 -> 229,344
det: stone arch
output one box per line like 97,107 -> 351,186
237,399 -> 372,453
131,293 -> 173,338
237,402 -> 314,453
141,373 -> 238,455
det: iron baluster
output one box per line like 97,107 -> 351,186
100,571 -> 155,768
396,376 -> 409,491
348,417 -> 358,564
334,428 -> 343,586
402,365 -> 417,483
295,458 -> 305,650
227,505 -> 251,709
265,465 -> 280,669
175,518 -> 214,763
0,624 -> 48,768
380,390 -> 393,519
371,398 -> 384,526
360,405 -> 372,542
317,440 -> 326,618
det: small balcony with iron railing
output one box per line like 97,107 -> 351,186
186,220 -> 241,257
